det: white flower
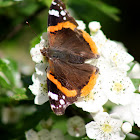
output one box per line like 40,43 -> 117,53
75,74 -> 108,113
86,112 -> 125,140
111,93 -> 140,128
112,93 -> 140,127
29,73 -> 47,94
90,56 -> 111,75
38,129 -> 51,140
76,20 -> 86,30
75,98 -> 104,114
102,40 -> 134,71
30,45 -> 44,63
41,32 -> 48,41
29,73 -> 49,105
35,63 -> 48,75
129,62 -> 140,79
91,30 -> 107,54
88,21 -> 101,33
122,122 -> 132,134
25,129 -> 39,140
26,129 -> 65,140
111,105 -> 134,125
20,64 -> 33,75
14,71 -> 23,88
115,41 -> 127,52
29,33 -> 49,105
30,38 -> 47,63
50,129 -> 65,140
39,118 -> 53,129
130,93 -> 140,127
105,70 -> 135,105
1,107 -> 20,124
67,116 -> 86,137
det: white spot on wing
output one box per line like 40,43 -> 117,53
49,9 -> 59,17
60,10 -> 66,16
51,104 -> 55,109
63,17 -> 66,20
62,95 -> 65,99
60,99 -> 65,105
48,91 -> 58,101
52,1 -> 57,5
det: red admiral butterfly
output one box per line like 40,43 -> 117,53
41,0 -> 99,115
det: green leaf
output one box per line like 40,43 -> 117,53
90,0 -> 120,21
12,88 -> 28,100
0,95 -> 12,104
0,59 -> 16,86
127,61 -> 136,74
131,79 -> 140,92
52,119 -> 67,134
41,0 -> 52,7
132,125 -> 140,138
0,74 -> 11,89
82,137 -> 91,140
30,35 -> 41,49
8,102 -> 51,139
69,0 -> 120,22
51,114 -> 67,134
19,2 -> 39,16
0,1 -> 14,7
0,58 -> 31,101
65,135 -> 82,140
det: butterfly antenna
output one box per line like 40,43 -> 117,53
26,21 -> 40,41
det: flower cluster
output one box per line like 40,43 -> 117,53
29,20 -> 140,140
29,33 -> 49,105
25,129 -> 65,140
25,116 -> 86,140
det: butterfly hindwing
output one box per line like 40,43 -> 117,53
46,59 -> 99,115
47,78 -> 73,115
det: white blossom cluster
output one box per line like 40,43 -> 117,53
29,20 -> 140,140
25,116 -> 86,140
25,129 -> 65,140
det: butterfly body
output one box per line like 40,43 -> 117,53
41,0 -> 99,115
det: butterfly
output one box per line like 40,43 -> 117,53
41,0 -> 99,115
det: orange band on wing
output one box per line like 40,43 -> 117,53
81,30 -> 99,55
80,70 -> 98,97
47,72 -> 77,97
47,21 -> 76,32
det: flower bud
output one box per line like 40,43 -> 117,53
38,129 -> 50,140
88,21 -> 101,33
25,129 -> 38,140
122,122 -> 132,134
67,116 -> 86,137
